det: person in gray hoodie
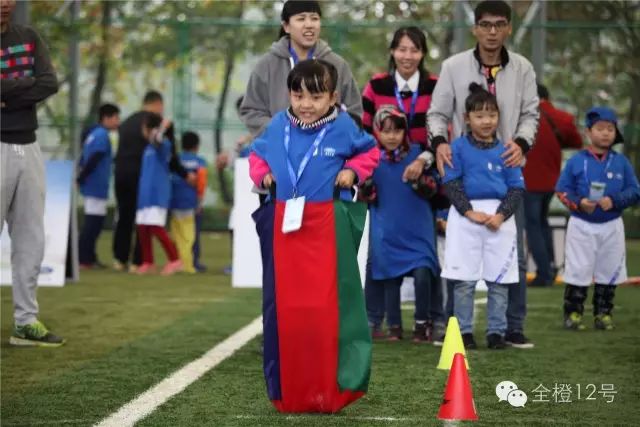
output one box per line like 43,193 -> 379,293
239,0 -> 362,136
427,0 -> 539,350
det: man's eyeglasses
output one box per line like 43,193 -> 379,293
476,21 -> 509,31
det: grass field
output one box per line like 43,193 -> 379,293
1,234 -> 639,426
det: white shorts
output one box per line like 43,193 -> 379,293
563,216 -> 627,286
84,197 -> 108,216
136,207 -> 168,226
442,199 -> 519,284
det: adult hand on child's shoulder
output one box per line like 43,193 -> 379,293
502,140 -> 524,167
335,169 -> 356,188
436,144 -> 453,176
579,198 -> 597,214
402,159 -> 426,182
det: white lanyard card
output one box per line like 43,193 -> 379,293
282,196 -> 305,233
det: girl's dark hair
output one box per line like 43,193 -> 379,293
287,59 -> 337,94
278,0 -> 322,39
388,26 -> 428,74
143,112 -> 163,129
380,115 -> 408,131
465,83 -> 499,113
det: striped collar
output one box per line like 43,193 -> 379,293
286,106 -> 339,130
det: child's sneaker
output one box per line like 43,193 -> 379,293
412,322 -> 430,343
461,333 -> 477,349
370,325 -> 386,340
9,320 -> 65,347
487,333 -> 506,350
387,325 -> 403,341
161,260 -> 183,276
594,314 -> 614,330
432,322 -> 446,347
564,312 -> 586,330
136,263 -> 156,275
112,260 -> 126,271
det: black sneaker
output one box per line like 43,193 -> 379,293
9,320 -> 65,347
461,333 -> 477,350
432,322 -> 446,347
487,333 -> 506,349
505,331 -> 534,349
412,322 -> 429,343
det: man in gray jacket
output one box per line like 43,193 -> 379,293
1,0 -> 64,346
240,0 -> 362,136
427,0 -> 539,348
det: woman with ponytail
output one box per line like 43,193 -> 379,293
239,0 -> 362,137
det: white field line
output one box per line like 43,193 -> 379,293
94,316 -> 263,427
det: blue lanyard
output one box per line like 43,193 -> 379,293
284,123 -> 330,197
583,152 -> 613,183
394,84 -> 419,125
288,43 -> 315,68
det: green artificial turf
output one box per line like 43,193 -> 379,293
1,234 -> 639,426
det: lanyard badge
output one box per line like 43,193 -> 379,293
394,84 -> 419,126
281,123 -> 330,233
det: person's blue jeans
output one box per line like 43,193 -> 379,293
365,266 -> 440,328
524,191 -> 555,282
445,278 -> 454,319
452,280 -> 509,336
507,200 -> 528,333
365,270 -> 402,327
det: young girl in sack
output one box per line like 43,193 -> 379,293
249,59 -> 379,413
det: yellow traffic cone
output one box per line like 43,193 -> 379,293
437,317 -> 469,370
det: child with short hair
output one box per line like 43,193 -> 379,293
556,107 -> 639,330
136,114 -> 182,275
441,83 -> 525,350
169,131 -> 207,274
360,105 -> 443,343
77,103 -> 120,268
249,59 -> 379,413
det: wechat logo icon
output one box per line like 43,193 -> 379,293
496,380 -> 528,408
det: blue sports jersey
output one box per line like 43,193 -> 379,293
252,111 -> 376,202
137,138 -> 172,210
369,144 -> 438,280
80,125 -> 112,199
442,135 -> 524,199
170,152 -> 206,210
556,149 -> 640,223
